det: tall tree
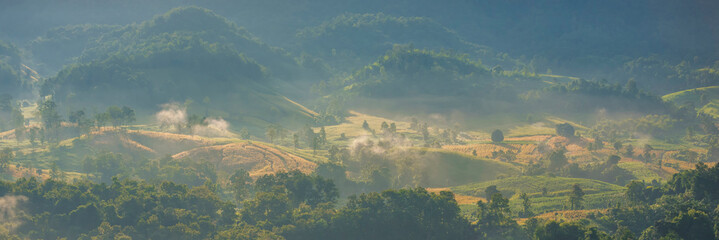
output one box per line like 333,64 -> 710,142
38,98 -> 61,142
520,193 -> 533,217
569,184 -> 585,210
491,129 -> 504,143
555,123 -> 575,138
0,147 -> 13,170
230,168 -> 253,203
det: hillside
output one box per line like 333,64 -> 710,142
340,47 -> 494,98
172,141 -> 317,178
404,148 -> 520,187
77,7 -> 320,82
27,24 -> 120,75
452,176 -> 626,213
295,13 -> 517,71
663,86 -> 719,118
40,9 -> 319,129
0,40 -> 27,97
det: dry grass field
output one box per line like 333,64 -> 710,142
172,141 -> 317,178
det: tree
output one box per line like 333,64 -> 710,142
230,169 -> 252,203
11,105 -> 24,143
107,106 -> 123,128
593,136 -> 604,150
625,181 -> 646,203
28,127 -> 38,147
547,148 -> 568,170
491,129 -> 504,143
293,133 -> 299,149
88,152 -> 127,183
625,144 -> 634,157
310,136 -> 320,155
94,112 -> 109,129
319,126 -> 327,145
240,128 -> 250,139
624,79 -> 638,96
0,147 -> 13,170
485,185 -> 499,199
569,184 -> 585,210
38,98 -> 61,142
555,123 -> 575,138
266,125 -> 277,143
380,121 -> 389,133
520,193 -> 533,217
50,161 -> 64,180
475,193 -> 523,239
614,141 -> 623,151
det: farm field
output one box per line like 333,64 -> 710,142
452,176 -> 626,214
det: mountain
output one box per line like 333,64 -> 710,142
40,7 -> 319,129
294,13 -> 518,71
27,24 -> 120,75
0,39 -> 30,97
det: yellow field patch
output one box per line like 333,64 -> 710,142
426,187 -> 485,205
321,111 -> 414,140
517,209 -> 607,224
172,141 -> 317,178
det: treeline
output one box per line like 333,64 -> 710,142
622,55 -> 719,93
0,40 -> 30,97
521,78 -> 667,116
4,161 -> 719,239
0,170 -> 471,240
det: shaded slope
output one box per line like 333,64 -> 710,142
295,13 -> 516,70
406,148 -> 520,187
40,8 -> 314,126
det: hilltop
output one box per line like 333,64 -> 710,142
39,7 -> 320,129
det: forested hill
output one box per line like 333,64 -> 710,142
39,7 -> 320,129
294,13 -> 516,71
76,7 -> 316,81
0,40 -> 30,97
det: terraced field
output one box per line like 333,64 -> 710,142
172,141 -> 317,178
452,176 -> 626,213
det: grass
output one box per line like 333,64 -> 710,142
617,161 -> 665,182
409,148 -> 521,187
662,86 -> 719,103
321,110 -> 415,141
507,123 -> 556,137
451,176 -> 626,214
663,86 -> 719,118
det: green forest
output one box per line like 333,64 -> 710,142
1,1 -> 719,239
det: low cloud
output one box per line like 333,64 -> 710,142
192,118 -> 232,137
0,195 -> 28,231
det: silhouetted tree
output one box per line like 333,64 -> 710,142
491,129 -> 504,142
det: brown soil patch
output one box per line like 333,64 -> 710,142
172,142 -> 317,178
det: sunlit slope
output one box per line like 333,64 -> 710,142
452,176 -> 625,212
172,141 -> 317,178
663,86 -> 719,117
50,129 -> 322,177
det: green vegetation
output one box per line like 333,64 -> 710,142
664,86 -> 719,118
452,176 -> 625,213
0,2 -> 717,239
0,40 -> 27,97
